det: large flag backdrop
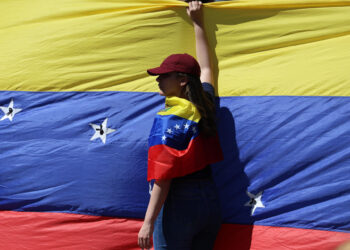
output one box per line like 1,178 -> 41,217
1,0 -> 349,249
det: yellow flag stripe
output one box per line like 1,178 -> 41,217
158,96 -> 201,123
1,0 -> 349,96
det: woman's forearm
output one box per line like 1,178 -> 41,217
188,1 -> 213,84
194,23 -> 213,84
138,179 -> 171,248
144,179 -> 171,224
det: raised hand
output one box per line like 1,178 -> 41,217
187,1 -> 204,26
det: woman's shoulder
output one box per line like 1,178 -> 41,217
202,82 -> 215,103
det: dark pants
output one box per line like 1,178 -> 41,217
153,179 -> 222,250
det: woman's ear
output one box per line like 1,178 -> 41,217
179,76 -> 189,87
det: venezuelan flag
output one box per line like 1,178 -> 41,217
0,0 -> 349,249
148,96 -> 223,180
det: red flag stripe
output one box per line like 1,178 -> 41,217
148,134 -> 223,181
1,211 -> 348,249
215,224 -> 350,250
0,211 -> 143,250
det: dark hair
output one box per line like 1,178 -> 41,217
177,72 -> 217,136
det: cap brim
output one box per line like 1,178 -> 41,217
147,67 -> 173,76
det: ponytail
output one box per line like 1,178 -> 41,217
177,73 -> 217,137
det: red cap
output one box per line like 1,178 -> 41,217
147,54 -> 201,78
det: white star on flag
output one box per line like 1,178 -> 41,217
162,135 -> 167,141
192,127 -> 197,133
89,118 -> 115,144
166,128 -> 173,134
174,124 -> 180,130
184,123 -> 190,130
0,99 -> 22,122
245,191 -> 265,215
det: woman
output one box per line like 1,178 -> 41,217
138,1 -> 223,249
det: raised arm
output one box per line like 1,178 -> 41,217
187,1 -> 214,85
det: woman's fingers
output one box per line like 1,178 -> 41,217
138,237 -> 142,248
190,1 -> 195,11
193,1 -> 199,9
138,235 -> 151,249
138,237 -> 144,248
187,1 -> 203,25
187,1 -> 202,14
146,237 -> 150,249
138,222 -> 153,249
189,1 -> 202,11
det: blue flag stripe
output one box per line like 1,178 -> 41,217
0,91 -> 349,232
148,114 -> 199,150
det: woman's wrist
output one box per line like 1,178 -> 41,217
144,218 -> 155,225
193,19 -> 204,28
194,22 -> 205,34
